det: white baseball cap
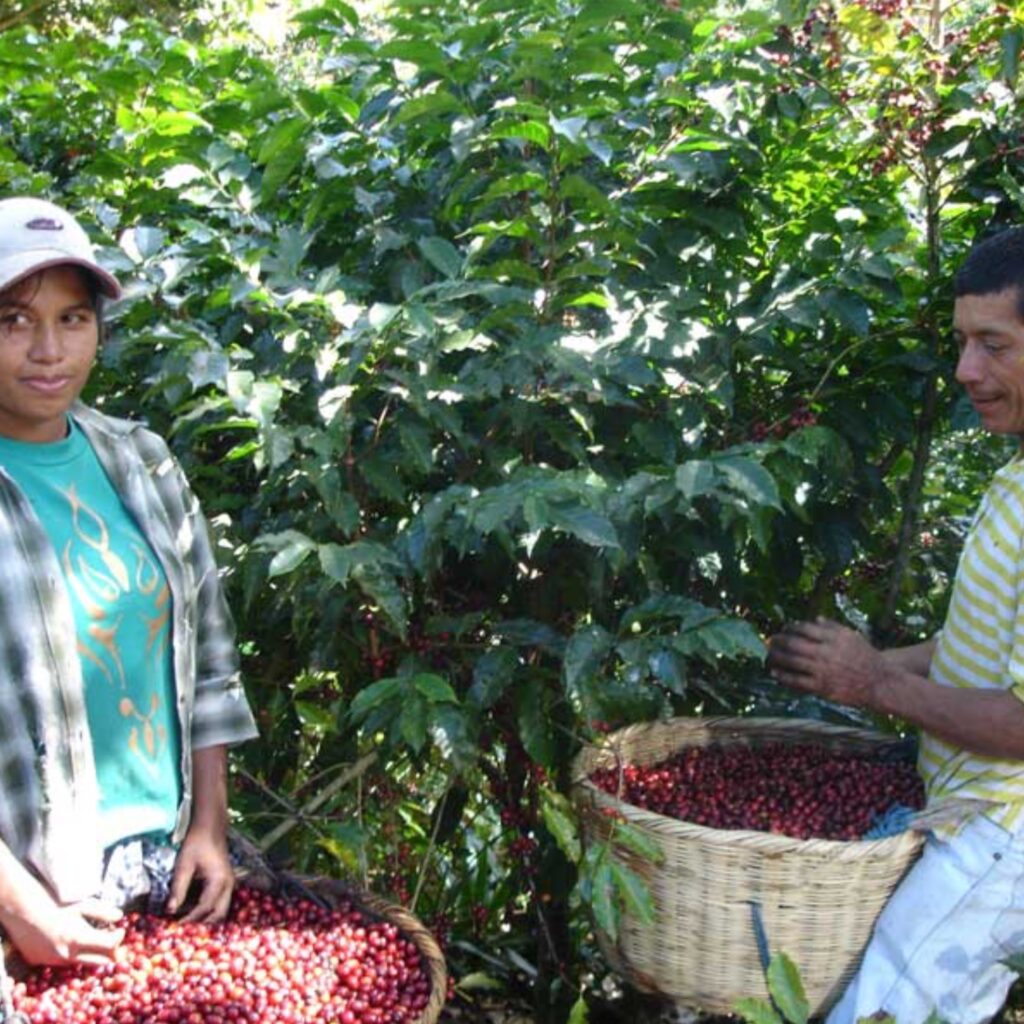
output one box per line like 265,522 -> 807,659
0,197 -> 122,299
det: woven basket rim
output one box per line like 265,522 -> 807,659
572,714 -> 925,856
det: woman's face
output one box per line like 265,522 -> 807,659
0,265 -> 99,442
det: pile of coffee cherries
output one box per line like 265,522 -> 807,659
590,741 -> 925,841
11,886 -> 433,1024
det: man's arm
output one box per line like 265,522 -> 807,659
881,637 -> 937,677
0,841 -> 123,966
768,620 -> 1024,760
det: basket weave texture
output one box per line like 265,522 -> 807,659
572,716 -> 925,1016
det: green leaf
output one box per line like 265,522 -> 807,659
127,226 -> 166,261
319,543 -> 354,585
547,504 -> 620,548
610,819 -> 663,863
457,972 -> 503,992
429,704 -> 477,772
766,952 -> 809,1024
352,563 -> 408,640
574,0 -> 641,29
398,420 -> 434,473
414,673 -> 457,703
417,236 -> 463,279
734,997 -> 784,1024
349,676 -> 404,721
686,617 -> 766,661
469,648 -> 518,709
493,619 -> 565,653
516,678 -> 557,767
150,110 -> 209,136
489,119 -> 551,149
261,125 -> 307,201
715,456 -> 782,510
588,859 -> 617,938
257,115 -> 307,165
567,995 -> 589,1024
391,91 -> 462,126
827,289 -> 871,337
400,693 -> 429,752
566,291 -> 610,309
610,861 -> 655,924
648,648 -> 686,695
295,700 -> 336,731
540,788 -> 581,862
564,624 -> 614,701
378,39 -> 450,73
676,460 -> 715,499
550,114 -> 587,143
258,530 -> 316,577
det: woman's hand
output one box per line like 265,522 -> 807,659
767,618 -> 887,710
167,744 -> 233,923
2,897 -> 124,967
166,825 -> 233,923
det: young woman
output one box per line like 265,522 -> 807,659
0,197 -> 257,967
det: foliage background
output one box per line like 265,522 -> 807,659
2,0 -> 1023,1019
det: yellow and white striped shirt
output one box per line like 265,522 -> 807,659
919,454 -> 1024,832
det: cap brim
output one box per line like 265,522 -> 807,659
0,253 -> 122,300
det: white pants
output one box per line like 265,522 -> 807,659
827,814 -> 1024,1024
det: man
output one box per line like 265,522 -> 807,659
768,225 -> 1024,1024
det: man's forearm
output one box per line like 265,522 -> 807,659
875,668 -> 1024,760
881,637 -> 937,677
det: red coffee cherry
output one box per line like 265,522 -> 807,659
13,887 -> 433,1024
590,742 -> 924,841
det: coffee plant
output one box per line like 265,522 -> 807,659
1,0 -> 1022,1019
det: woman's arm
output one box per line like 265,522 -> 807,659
0,842 -> 123,966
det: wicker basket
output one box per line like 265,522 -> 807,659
572,716 -> 925,1017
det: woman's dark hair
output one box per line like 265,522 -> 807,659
0,266 -> 106,342
954,226 -> 1024,318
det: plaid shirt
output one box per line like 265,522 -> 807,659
0,403 -> 257,901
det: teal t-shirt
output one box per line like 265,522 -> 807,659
0,418 -> 181,848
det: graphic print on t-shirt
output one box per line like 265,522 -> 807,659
59,481 -> 172,773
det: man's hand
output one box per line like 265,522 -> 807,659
3,898 -> 124,967
166,826 -> 233,923
767,618 -> 887,710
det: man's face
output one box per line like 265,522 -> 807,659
953,286 -> 1024,436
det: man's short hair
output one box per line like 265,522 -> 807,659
955,226 -> 1024,317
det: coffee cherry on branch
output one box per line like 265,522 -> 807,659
11,887 -> 433,1024
590,742 -> 924,841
